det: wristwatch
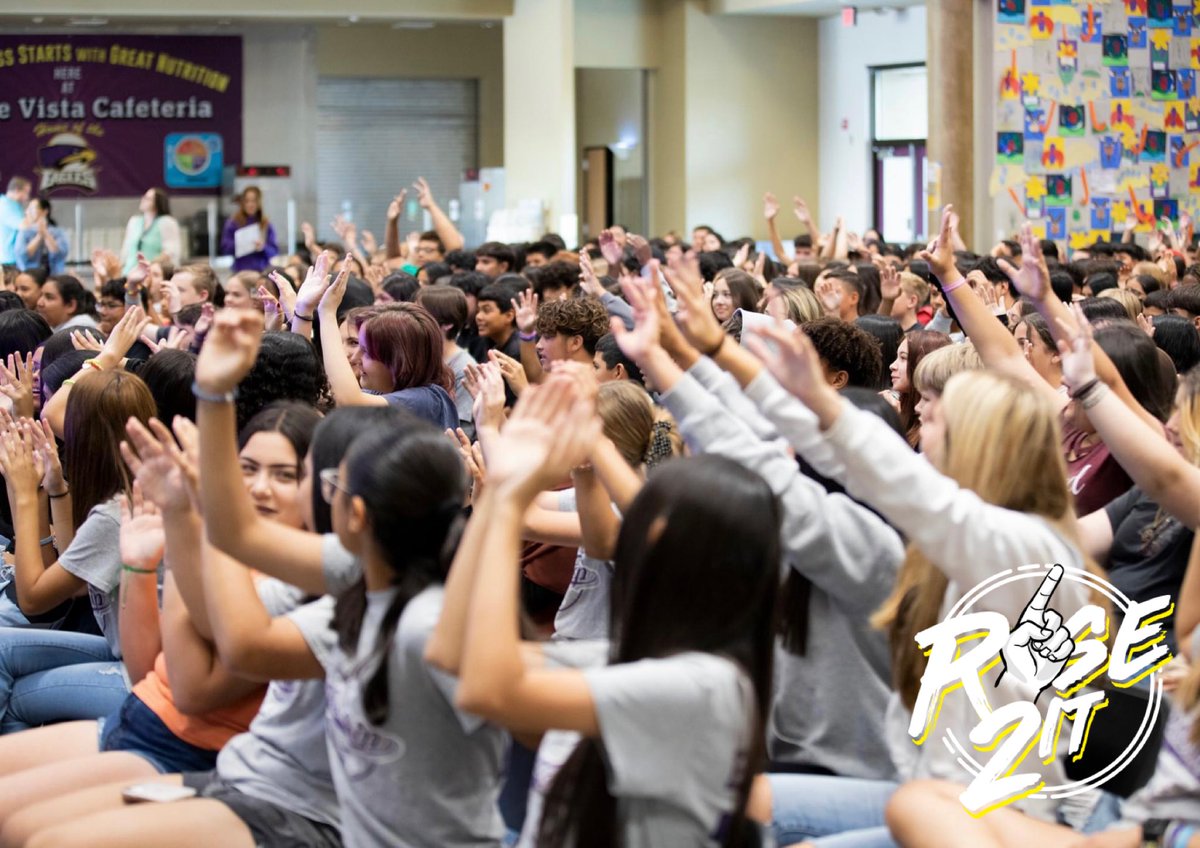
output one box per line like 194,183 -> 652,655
1143,819 -> 1170,848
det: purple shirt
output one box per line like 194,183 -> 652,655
220,214 -> 278,272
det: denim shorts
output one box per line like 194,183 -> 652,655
97,695 -> 219,775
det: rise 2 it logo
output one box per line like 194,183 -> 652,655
911,564 -> 1171,816
36,132 -> 99,193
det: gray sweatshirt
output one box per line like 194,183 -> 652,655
660,363 -> 903,781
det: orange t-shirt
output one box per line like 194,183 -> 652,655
131,652 -> 265,751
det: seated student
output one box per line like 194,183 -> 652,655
475,242 -> 516,278
1172,284 -> 1200,331
427,377 -> 780,847
527,261 -> 579,302
415,285 -> 478,437
817,269 -> 867,324
523,240 -> 558,269
188,311 -> 508,847
12,267 -> 46,311
172,265 -> 224,311
36,275 -> 98,332
712,269 -> 761,325
1152,314 -> 1200,374
532,297 -> 610,370
888,272 -> 930,335
0,405 -> 320,845
593,333 -> 645,387
412,230 -> 446,265
316,268 -> 458,429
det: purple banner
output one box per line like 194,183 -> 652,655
0,35 -> 242,198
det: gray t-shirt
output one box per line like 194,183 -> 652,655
517,639 -> 611,848
446,347 -> 477,437
57,497 -> 123,658
294,585 -> 506,848
216,595 -> 339,828
585,652 -> 754,848
551,488 -> 618,642
321,532 -> 361,595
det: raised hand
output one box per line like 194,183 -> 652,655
413,177 -> 435,209
268,270 -> 297,321
485,377 -> 600,501
751,252 -> 767,287
660,261 -> 724,354
96,306 -> 154,369
26,418 -> 64,495
447,427 -> 486,504
814,276 -> 844,316
627,233 -> 652,268
1053,302 -> 1098,392
258,286 -> 284,332
70,330 -> 103,353
294,251 -> 332,317
195,309 -> 265,395
1137,311 -> 1156,338
0,353 -> 36,419
599,229 -> 624,269
997,222 -> 1051,302
161,278 -> 183,318
611,275 -> 663,363
300,221 -> 316,250
578,250 -> 604,298
763,192 -> 780,221
359,229 -> 378,256
121,416 -> 194,514
387,190 -> 408,222
91,248 -> 121,284
318,256 -> 352,319
731,242 -> 751,270
488,349 -> 529,397
916,205 -> 960,283
511,289 -> 540,336
119,481 -> 165,572
879,263 -> 901,302
0,423 -> 41,496
472,361 -> 507,431
793,196 -> 812,225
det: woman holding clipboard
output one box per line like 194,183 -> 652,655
220,186 -> 277,273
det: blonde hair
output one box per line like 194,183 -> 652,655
1098,287 -> 1142,320
898,272 -> 930,306
597,381 -> 654,467
871,370 -> 1085,708
1132,261 -> 1167,285
773,285 -> 823,324
912,341 -> 984,396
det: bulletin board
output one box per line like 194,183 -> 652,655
991,0 -> 1199,249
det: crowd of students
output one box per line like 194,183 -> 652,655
0,175 -> 1198,848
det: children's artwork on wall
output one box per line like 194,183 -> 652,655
1155,198 -> 1179,220
993,0 -> 1194,244
1000,0 -> 1027,24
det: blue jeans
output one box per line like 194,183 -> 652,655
0,627 -> 129,733
769,774 -> 898,848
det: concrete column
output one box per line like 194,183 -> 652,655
926,0 -> 974,244
503,0 -> 576,240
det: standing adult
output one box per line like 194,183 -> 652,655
16,197 -> 69,276
0,177 -> 32,265
220,186 -> 277,273
120,188 -> 181,274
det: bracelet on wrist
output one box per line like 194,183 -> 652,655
518,331 -> 539,343
47,488 -> 69,499
39,535 -> 55,548
82,359 -> 103,372
121,563 -> 157,575
191,381 -> 238,404
1167,822 -> 1196,848
1068,377 -> 1100,400
940,275 -> 968,294
1080,382 -> 1110,411
293,311 -> 314,322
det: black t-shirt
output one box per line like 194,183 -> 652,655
1104,487 -> 1191,652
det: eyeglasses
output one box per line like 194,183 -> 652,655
319,468 -> 350,503
98,300 -> 124,310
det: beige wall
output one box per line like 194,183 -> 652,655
316,23 -> 504,168
658,1 -> 819,240
574,0 -> 662,69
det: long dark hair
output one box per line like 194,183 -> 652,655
308,406 -> 419,535
1096,322 -> 1175,421
330,424 -> 466,725
538,456 -> 781,848
48,275 -> 97,319
899,330 -> 952,445
237,401 -> 320,465
64,370 -> 156,528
